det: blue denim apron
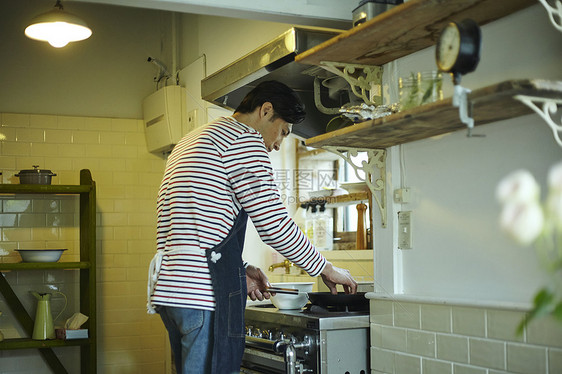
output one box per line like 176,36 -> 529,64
205,210 -> 248,374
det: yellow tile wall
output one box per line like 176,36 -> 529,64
0,112 -> 167,373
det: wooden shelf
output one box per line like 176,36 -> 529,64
0,338 -> 89,350
305,79 -> 562,149
0,184 -> 91,195
0,262 -> 91,271
296,0 -> 535,67
302,192 -> 369,206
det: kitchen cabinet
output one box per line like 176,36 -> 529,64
0,169 -> 96,374
295,0 -> 562,149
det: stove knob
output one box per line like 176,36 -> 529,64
261,329 -> 271,339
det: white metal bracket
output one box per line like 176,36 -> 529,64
514,94 -> 562,148
319,61 -> 384,106
538,0 -> 562,32
323,146 -> 387,228
453,84 -> 484,137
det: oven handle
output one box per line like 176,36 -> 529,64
245,336 -> 278,352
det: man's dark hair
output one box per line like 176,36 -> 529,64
235,80 -> 306,125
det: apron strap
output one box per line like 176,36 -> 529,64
147,250 -> 165,314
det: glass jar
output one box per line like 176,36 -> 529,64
399,71 -> 443,110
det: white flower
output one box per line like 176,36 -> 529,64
547,161 -> 562,192
499,201 -> 544,246
496,169 -> 540,205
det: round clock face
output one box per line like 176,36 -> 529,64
436,23 -> 461,72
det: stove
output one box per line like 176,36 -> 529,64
241,303 -> 369,374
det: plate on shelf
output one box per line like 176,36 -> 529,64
340,182 -> 369,194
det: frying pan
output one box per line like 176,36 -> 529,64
266,287 -> 368,309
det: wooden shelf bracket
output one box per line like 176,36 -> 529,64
319,62 -> 384,106
514,94 -> 562,148
323,146 -> 387,228
538,0 -> 562,32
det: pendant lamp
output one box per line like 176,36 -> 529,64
25,0 -> 92,48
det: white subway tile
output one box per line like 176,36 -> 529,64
3,141 -> 31,156
422,358 -> 452,374
526,315 -> 562,348
407,329 -> 436,357
72,130 -> 100,144
506,343 -> 547,374
371,324 -> 383,347
452,306 -> 485,337
381,325 -> 407,352
395,353 -> 421,373
469,338 -> 505,370
421,304 -> 452,333
453,364 -> 486,374
395,301 -> 420,329
44,129 -> 72,143
2,113 -> 30,127
15,128 -> 45,143
549,348 -> 562,374
437,334 -> 469,363
30,114 -> 57,129
371,347 -> 395,373
487,309 -> 525,343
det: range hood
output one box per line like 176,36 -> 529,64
201,27 -> 349,139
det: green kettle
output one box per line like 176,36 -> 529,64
31,291 -> 67,340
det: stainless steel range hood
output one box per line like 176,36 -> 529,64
201,27 -> 347,139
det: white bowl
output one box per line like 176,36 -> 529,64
270,282 -> 313,310
307,189 -> 333,199
16,249 -> 66,263
340,182 -> 369,194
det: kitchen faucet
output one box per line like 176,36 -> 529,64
268,259 -> 293,274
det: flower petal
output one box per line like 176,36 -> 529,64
496,170 -> 540,205
499,201 -> 544,245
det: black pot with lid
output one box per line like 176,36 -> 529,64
15,165 -> 57,185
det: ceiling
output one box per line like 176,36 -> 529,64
69,0 -> 357,28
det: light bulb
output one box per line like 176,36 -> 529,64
25,6 -> 92,48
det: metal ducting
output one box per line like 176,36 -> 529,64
201,27 -> 349,139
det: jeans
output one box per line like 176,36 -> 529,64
158,306 -> 214,374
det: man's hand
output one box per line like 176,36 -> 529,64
246,264 -> 272,301
320,262 -> 358,295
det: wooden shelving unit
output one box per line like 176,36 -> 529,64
0,169 -> 96,374
293,0 -> 562,150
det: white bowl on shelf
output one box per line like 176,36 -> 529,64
16,249 -> 66,263
269,282 -> 313,310
307,189 -> 334,199
340,182 -> 369,194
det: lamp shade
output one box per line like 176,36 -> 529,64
25,7 -> 92,48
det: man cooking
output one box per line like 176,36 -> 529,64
147,80 -> 358,374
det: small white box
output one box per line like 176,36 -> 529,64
56,328 -> 88,340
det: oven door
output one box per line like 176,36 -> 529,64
241,346 -> 285,373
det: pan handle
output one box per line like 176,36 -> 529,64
266,287 -> 300,295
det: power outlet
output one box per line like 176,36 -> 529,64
186,109 -> 198,132
394,188 -> 411,203
398,211 -> 412,249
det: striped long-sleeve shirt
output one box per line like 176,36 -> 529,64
150,116 -> 327,311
